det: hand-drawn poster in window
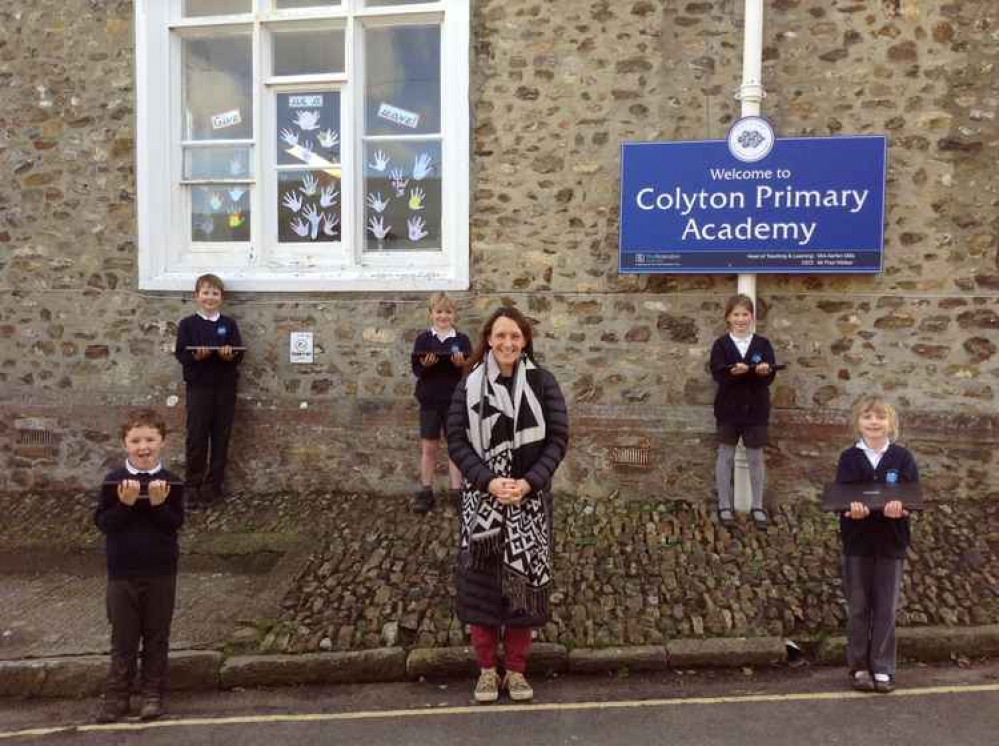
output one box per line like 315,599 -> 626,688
277,91 -> 341,243
363,141 -> 441,252
192,186 -> 251,242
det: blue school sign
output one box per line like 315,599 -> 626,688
618,123 -> 887,273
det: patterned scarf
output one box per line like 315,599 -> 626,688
459,351 -> 552,615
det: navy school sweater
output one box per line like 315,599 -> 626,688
94,467 -> 185,579
709,334 -> 776,426
411,329 -> 472,407
836,443 -> 918,559
174,313 -> 244,388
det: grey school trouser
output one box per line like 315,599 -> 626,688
715,444 -> 765,511
842,555 -> 904,676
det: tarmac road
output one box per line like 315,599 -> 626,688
2,660 -> 998,745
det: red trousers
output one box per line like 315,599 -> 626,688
469,625 -> 532,673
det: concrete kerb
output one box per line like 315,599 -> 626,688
569,646 -> 669,674
220,648 -> 407,689
0,651 -> 223,699
1,625 -> 996,698
813,624 -> 999,665
667,637 -> 786,669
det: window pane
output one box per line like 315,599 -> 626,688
277,91 -> 341,167
365,25 -> 440,136
185,0 -> 251,16
273,29 -> 345,76
183,146 -> 253,179
363,141 -> 440,251
276,0 -> 339,8
191,186 -> 251,242
278,171 -> 341,243
183,34 -> 253,141
366,0 -> 427,6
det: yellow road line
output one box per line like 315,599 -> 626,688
2,683 -> 998,740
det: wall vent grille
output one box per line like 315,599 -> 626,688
610,446 -> 652,468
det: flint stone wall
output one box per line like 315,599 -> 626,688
1,0 -> 997,504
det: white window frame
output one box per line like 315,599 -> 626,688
136,0 -> 469,292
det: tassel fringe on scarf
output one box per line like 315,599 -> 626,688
459,351 -> 552,616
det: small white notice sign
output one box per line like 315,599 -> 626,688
290,332 -> 314,364
289,95 -> 324,108
211,109 -> 242,130
377,102 -> 420,129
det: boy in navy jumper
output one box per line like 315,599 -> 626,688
174,273 -> 243,505
709,294 -> 777,529
94,410 -> 184,723
411,292 -> 471,513
837,395 -> 918,694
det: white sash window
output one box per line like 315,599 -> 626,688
136,0 -> 469,291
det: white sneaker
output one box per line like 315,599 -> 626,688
503,671 -> 534,702
474,668 -> 499,703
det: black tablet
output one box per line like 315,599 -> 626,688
821,482 -> 924,512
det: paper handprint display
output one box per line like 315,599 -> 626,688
191,186 -> 250,242
367,215 -> 391,241
317,129 -> 339,150
319,185 -> 339,209
278,170 -> 340,243
292,110 -> 321,131
408,187 -> 426,211
363,141 -> 441,252
277,92 -> 341,166
412,153 -> 433,181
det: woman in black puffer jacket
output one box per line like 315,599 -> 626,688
447,306 -> 569,704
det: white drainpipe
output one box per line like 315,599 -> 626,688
733,0 -> 765,513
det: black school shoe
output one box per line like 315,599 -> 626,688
200,483 -> 224,505
850,670 -> 875,692
139,697 -> 164,720
413,488 -> 435,514
94,696 -> 130,724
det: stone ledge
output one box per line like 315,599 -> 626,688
0,651 -> 224,698
406,643 -> 568,679
220,648 -> 407,689
815,625 -> 999,665
0,658 -> 52,698
2,627 -> 996,698
37,656 -> 105,699
406,646 -> 477,678
170,650 -> 224,691
569,646 -> 668,674
667,637 -> 786,668
527,643 -> 570,675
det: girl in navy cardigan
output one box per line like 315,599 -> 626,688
836,395 -> 917,694
710,294 -> 777,529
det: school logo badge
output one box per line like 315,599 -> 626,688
216,325 -> 228,337
751,353 -> 762,364
727,116 -> 775,163
886,470 -> 899,484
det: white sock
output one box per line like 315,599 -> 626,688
873,673 -> 891,682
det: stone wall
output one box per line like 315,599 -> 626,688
1,0 -> 997,504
